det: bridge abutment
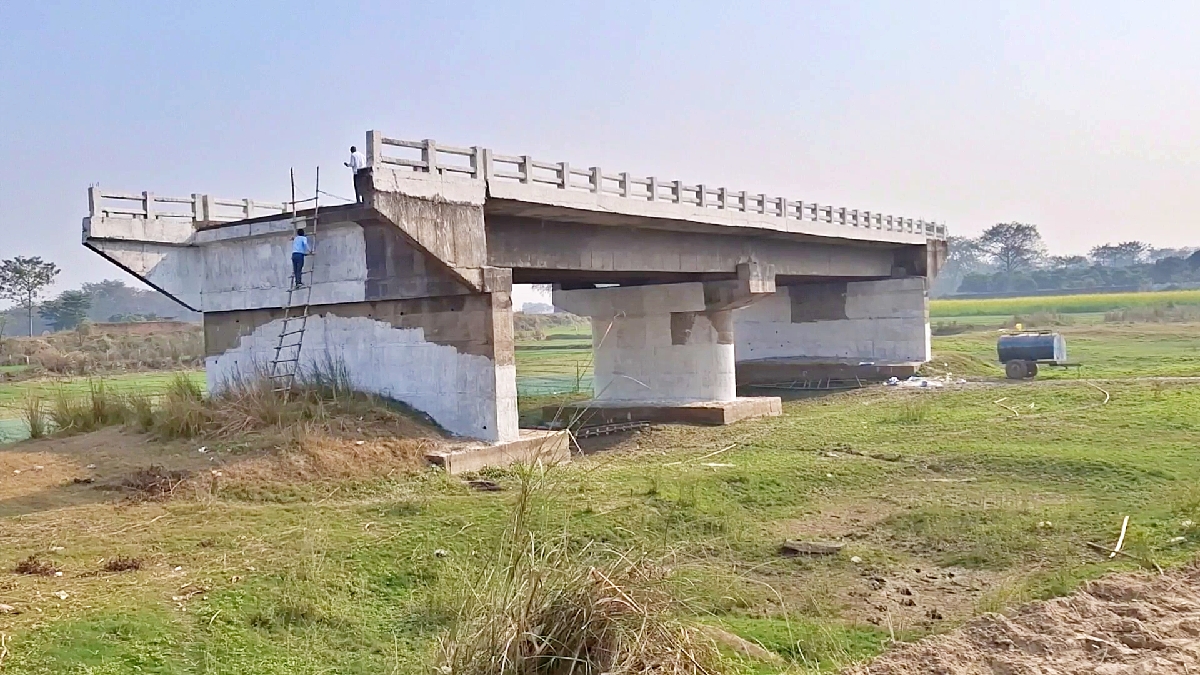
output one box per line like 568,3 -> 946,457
204,291 -> 520,442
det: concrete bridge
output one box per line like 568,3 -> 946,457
84,130 -> 947,443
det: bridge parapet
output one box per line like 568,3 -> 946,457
366,130 -> 948,241
86,187 -> 288,235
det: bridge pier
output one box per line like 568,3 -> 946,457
551,282 -> 781,426
733,278 -> 931,385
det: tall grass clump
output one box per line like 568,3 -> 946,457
154,372 -> 212,439
436,464 -> 726,675
892,399 -> 930,425
22,393 -> 47,439
49,379 -> 132,433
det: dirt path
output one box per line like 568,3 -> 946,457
852,564 -> 1200,674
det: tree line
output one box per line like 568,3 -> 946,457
935,223 -> 1200,297
0,256 -> 197,337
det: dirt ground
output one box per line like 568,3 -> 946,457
0,426 -> 437,517
852,564 -> 1200,674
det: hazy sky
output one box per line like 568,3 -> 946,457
2,1 -> 1199,302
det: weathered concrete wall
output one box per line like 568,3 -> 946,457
204,293 -> 518,442
86,211 -> 491,314
369,166 -> 491,290
734,278 -> 930,363
555,283 -> 736,402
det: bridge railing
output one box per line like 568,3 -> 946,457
367,132 -> 948,240
87,187 -> 289,225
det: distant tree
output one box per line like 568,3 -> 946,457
1048,255 -> 1089,269
520,302 -> 555,315
1189,251 -> 1200,270
978,223 -> 1045,277
0,256 -> 60,336
1150,256 -> 1191,284
1090,241 -> 1148,267
39,290 -> 92,332
1149,247 -> 1199,262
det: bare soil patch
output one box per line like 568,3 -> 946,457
853,564 -> 1200,674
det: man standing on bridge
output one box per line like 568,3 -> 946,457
292,228 -> 311,289
345,145 -> 366,203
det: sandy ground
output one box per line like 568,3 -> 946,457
852,564 -> 1200,674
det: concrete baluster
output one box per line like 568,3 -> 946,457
620,172 -> 631,197
143,191 -> 154,219
366,130 -> 381,167
471,147 -> 485,180
559,162 -> 570,189
423,139 -> 438,175
521,156 -> 533,184
648,177 -> 658,201
590,167 -> 602,194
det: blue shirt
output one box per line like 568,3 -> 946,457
292,235 -> 311,255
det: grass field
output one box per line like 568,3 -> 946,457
0,371 -> 206,416
1,317 -> 1200,671
514,325 -> 593,396
926,322 -> 1200,380
2,376 -> 1199,672
930,288 -> 1200,318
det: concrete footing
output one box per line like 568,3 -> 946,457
424,429 -> 570,475
547,396 -> 781,427
737,358 -> 921,386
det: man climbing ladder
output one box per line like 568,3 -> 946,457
291,227 -> 311,288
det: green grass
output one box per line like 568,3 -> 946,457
515,324 -> 593,396
0,371 -> 206,419
931,289 -> 1200,318
4,375 -> 1200,672
929,322 -> 1200,378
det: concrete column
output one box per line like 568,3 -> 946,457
555,283 -> 736,402
733,278 -> 931,383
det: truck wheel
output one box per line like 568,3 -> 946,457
1026,362 -> 1039,378
1005,360 -> 1028,380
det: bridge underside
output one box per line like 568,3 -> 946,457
84,145 -> 943,442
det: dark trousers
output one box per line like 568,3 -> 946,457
292,252 -> 305,287
353,169 -> 368,203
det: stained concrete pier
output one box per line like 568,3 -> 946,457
83,130 -> 947,444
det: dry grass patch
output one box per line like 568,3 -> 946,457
101,556 -> 143,573
12,555 -> 58,577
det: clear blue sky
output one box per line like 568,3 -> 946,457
2,1 -> 1199,299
